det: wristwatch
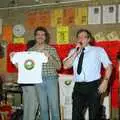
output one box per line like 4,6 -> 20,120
104,78 -> 109,81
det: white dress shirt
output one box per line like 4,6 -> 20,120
68,45 -> 112,82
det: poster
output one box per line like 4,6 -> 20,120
118,4 -> 120,23
103,5 -> 116,24
88,6 -> 101,24
57,26 -> 69,44
75,7 -> 88,25
13,37 -> 25,44
2,25 -> 13,43
26,10 -> 51,29
25,11 -> 37,30
51,8 -> 63,27
59,74 -> 74,119
63,7 -> 75,26
36,10 -> 51,27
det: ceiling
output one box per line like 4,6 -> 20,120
0,0 -> 91,8
0,0 -> 59,8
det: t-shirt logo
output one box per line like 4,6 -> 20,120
24,59 -> 35,70
64,80 -> 72,86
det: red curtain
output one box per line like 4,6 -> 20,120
7,44 -> 27,73
6,41 -> 120,107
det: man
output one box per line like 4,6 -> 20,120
29,26 -> 61,120
63,29 -> 112,120
10,26 -> 61,120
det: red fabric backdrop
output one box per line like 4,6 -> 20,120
7,44 -> 27,73
7,41 -> 120,108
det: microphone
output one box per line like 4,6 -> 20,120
63,42 -> 82,62
79,42 -> 82,45
76,47 -> 80,51
76,42 -> 82,51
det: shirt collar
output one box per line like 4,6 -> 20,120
84,45 -> 91,51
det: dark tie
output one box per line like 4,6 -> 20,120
77,48 -> 85,74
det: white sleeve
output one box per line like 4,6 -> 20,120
63,48 -> 75,62
10,52 -> 19,64
99,48 -> 112,68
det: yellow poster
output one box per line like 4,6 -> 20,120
57,26 -> 69,44
51,8 -> 63,27
13,37 -> 25,44
75,7 -> 88,25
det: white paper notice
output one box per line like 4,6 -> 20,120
88,6 -> 101,24
103,5 -> 116,24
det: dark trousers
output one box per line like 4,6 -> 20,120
72,80 -> 101,120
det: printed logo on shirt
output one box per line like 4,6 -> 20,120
64,80 -> 72,86
24,59 -> 35,70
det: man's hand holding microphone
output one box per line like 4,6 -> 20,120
63,42 -> 83,69
75,42 -> 83,54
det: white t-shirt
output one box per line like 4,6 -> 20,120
10,51 -> 48,84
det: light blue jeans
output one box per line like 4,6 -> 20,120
35,75 -> 60,120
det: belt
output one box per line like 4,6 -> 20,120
75,79 -> 100,85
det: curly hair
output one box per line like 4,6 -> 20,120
34,26 -> 50,44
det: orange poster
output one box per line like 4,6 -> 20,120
26,10 -> 51,29
36,10 -> 51,27
2,25 -> 13,43
63,7 -> 75,26
25,11 -> 38,30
